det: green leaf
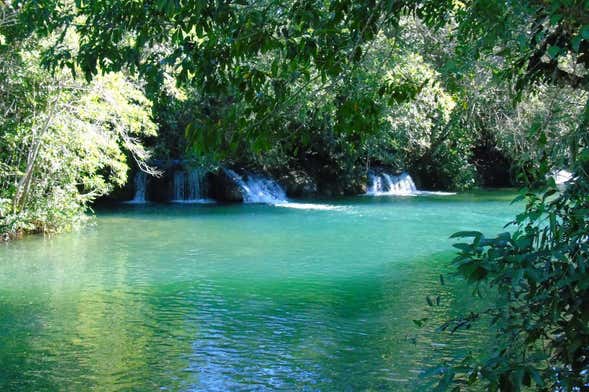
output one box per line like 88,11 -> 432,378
528,368 -> 544,387
572,35 -> 582,52
452,243 -> 473,251
550,14 -> 562,25
450,231 -> 483,239
511,194 -> 525,204
547,45 -> 561,59
582,25 -> 589,39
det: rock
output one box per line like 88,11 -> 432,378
280,170 -> 317,197
208,170 -> 244,202
314,169 -> 368,196
148,171 -> 173,202
354,181 -> 367,194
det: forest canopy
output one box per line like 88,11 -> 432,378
14,1 -> 587,184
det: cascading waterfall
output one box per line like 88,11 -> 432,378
172,168 -> 211,203
129,171 -> 147,203
224,169 -> 342,210
187,170 -> 204,200
172,171 -> 186,201
366,172 -> 418,196
366,171 -> 457,196
224,169 -> 287,204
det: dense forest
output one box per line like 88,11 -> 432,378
1,0 -> 588,390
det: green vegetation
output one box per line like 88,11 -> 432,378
441,165 -> 589,390
421,2 -> 588,390
1,0 -> 588,390
1,10 -> 157,237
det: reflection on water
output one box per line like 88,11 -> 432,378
0,192 -> 518,390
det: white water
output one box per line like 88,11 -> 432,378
367,172 -> 418,196
225,169 -> 342,210
128,172 -> 147,203
366,172 -> 456,197
172,169 -> 213,203
224,169 -> 287,203
275,202 -> 345,211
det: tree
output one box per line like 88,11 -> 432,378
420,1 -> 589,390
0,17 -> 158,236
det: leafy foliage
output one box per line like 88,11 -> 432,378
443,147 -> 588,390
21,0 -> 589,191
426,1 -> 589,390
0,27 -> 156,237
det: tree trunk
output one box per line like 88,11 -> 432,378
12,100 -> 57,213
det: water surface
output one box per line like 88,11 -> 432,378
0,191 -> 518,390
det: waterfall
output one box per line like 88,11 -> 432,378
224,169 -> 287,204
366,172 -> 418,196
172,171 -> 185,201
129,171 -> 147,203
187,169 -> 205,200
172,169 -> 211,203
224,168 -> 345,210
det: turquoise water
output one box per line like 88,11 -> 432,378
0,191 -> 518,390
